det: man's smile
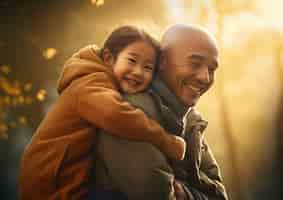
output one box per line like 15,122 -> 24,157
182,80 -> 204,96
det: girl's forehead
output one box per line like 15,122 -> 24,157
121,41 -> 157,58
124,40 -> 155,50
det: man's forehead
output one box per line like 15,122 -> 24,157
169,43 -> 218,59
179,35 -> 217,51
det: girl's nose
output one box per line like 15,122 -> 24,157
132,65 -> 143,76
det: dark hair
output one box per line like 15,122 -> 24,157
100,25 -> 160,63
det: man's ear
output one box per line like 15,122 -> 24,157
101,49 -> 115,66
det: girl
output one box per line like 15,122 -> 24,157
19,26 -> 186,200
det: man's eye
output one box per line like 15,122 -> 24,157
208,65 -> 217,73
127,58 -> 136,64
208,68 -> 215,74
191,62 -> 201,69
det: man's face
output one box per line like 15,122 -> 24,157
160,37 -> 218,107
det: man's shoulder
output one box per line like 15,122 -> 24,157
124,91 -> 162,122
124,92 -> 153,105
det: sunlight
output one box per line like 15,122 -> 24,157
165,0 -> 187,23
258,0 -> 283,29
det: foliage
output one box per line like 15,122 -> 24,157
0,65 -> 46,140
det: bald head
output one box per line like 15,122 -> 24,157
159,24 -> 219,107
161,24 -> 218,53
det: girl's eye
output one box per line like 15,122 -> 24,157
144,65 -> 153,71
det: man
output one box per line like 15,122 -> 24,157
94,24 -> 228,200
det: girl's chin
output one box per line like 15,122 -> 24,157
121,84 -> 147,94
121,86 -> 140,94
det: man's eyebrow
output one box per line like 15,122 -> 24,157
188,54 -> 218,68
128,52 -> 139,57
188,54 -> 204,60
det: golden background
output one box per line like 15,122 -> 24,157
1,0 -> 282,199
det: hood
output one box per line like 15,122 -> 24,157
57,45 -> 112,94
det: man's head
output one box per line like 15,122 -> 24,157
159,24 -> 218,107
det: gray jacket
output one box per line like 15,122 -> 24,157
150,77 -> 228,200
94,77 -> 228,200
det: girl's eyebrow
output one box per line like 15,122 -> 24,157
128,52 -> 155,64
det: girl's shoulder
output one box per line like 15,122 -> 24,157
57,44 -> 117,94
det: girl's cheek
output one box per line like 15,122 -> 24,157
145,74 -> 153,85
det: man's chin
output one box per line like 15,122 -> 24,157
181,96 -> 199,108
179,89 -> 200,107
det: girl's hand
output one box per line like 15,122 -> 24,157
163,135 -> 186,160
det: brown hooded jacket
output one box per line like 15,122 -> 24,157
19,45 -> 184,200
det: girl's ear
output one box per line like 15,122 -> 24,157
101,49 -> 115,66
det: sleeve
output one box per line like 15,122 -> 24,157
73,68 -> 184,161
181,131 -> 210,200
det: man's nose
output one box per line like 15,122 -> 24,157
196,66 -> 210,84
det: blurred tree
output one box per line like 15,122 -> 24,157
212,1 -> 258,199
274,33 -> 283,194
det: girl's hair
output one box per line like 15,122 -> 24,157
100,25 -> 160,62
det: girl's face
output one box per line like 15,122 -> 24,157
113,40 -> 156,94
